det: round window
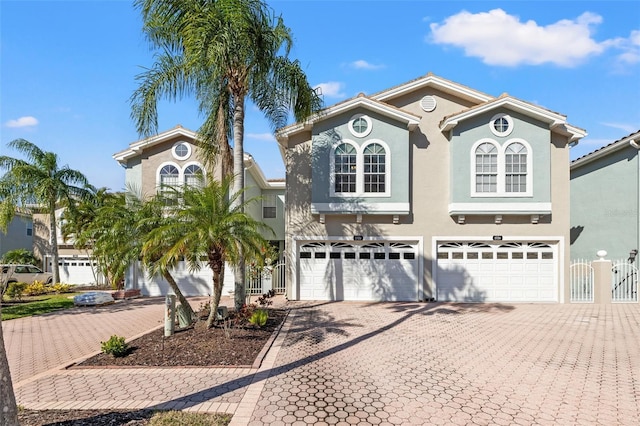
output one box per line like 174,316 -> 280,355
348,114 -> 372,138
172,142 -> 191,160
489,113 -> 513,137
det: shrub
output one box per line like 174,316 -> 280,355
100,335 -> 128,357
50,283 -> 72,294
6,282 -> 28,300
248,308 -> 269,327
24,280 -> 48,296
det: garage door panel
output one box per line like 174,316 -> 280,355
437,241 -> 558,303
299,241 -> 419,301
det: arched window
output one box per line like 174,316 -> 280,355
184,164 -> 204,188
505,142 -> 527,193
363,143 -> 386,193
334,143 -> 357,193
475,143 -> 497,193
159,164 -> 179,189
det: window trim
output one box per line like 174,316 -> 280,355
470,138 -> 533,197
489,113 -> 514,137
348,114 -> 373,138
183,161 -> 206,188
171,141 -> 192,160
157,162 -> 181,191
329,139 -> 391,197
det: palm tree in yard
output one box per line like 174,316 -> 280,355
131,0 -> 322,310
143,177 -> 271,328
90,190 -> 197,320
0,138 -> 91,284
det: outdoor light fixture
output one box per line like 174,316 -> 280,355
629,249 -> 638,263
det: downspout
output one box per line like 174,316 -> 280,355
631,139 -> 640,260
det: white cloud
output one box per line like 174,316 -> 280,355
5,116 -> 39,128
314,82 -> 346,98
246,132 -> 275,142
600,122 -> 637,134
429,9 -> 607,67
613,29 -> 640,65
349,60 -> 385,70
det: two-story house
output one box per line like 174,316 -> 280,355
113,125 -> 285,296
0,211 -> 33,259
276,73 -> 585,303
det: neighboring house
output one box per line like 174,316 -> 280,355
33,208 -> 102,285
113,125 -> 285,296
0,211 -> 33,259
276,73 -> 586,303
570,130 -> 640,262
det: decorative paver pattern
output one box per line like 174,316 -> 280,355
246,302 -> 640,425
5,298 -> 640,425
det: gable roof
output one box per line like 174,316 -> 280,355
275,94 -> 421,144
113,125 -> 197,164
371,72 -> 494,104
571,130 -> 640,169
113,125 -> 284,189
440,94 -> 587,142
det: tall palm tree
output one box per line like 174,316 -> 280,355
91,190 -> 196,320
131,0 -> 322,309
144,177 -> 271,328
0,139 -> 91,284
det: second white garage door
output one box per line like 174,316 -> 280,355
436,241 -> 558,302
298,241 -> 419,301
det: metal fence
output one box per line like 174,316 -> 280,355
245,262 -> 286,295
612,261 -> 638,303
570,260 -> 594,303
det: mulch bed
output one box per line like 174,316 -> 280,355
76,307 -> 287,368
17,307 -> 287,425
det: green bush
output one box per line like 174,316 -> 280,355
248,308 -> 268,327
100,335 -> 129,357
6,282 -> 28,300
24,280 -> 48,296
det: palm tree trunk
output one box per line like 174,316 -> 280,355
0,306 -> 20,426
232,96 -> 246,311
206,261 -> 225,328
162,270 -> 195,321
49,200 -> 60,284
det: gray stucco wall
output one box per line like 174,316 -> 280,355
570,145 -> 639,261
311,107 -> 410,212
0,215 -> 33,258
450,109 -> 551,204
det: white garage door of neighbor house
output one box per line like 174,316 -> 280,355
436,242 -> 557,302
298,241 -> 419,301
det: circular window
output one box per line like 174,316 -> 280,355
348,114 -> 372,138
172,142 -> 191,160
489,113 -> 513,137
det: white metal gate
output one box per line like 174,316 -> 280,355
611,261 -> 638,302
570,260 -> 594,303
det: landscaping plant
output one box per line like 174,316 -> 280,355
100,335 -> 129,357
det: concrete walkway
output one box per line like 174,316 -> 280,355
5,299 -> 640,425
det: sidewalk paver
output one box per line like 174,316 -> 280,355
5,298 -> 640,425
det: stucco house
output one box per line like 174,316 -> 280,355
0,211 -> 33,259
276,73 -> 586,303
113,125 -> 285,296
570,130 -> 640,262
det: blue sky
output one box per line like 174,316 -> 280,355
1,0 -> 639,191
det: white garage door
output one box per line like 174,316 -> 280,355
436,242 -> 557,302
299,241 -> 419,301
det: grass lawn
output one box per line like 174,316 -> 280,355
1,293 -> 80,320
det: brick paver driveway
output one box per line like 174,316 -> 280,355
246,302 -> 640,425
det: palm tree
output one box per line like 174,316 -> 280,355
144,177 -> 271,328
0,301 -> 19,426
90,190 -> 197,320
131,0 -> 322,309
0,139 -> 91,284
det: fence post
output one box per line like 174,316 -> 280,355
592,250 -> 612,304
